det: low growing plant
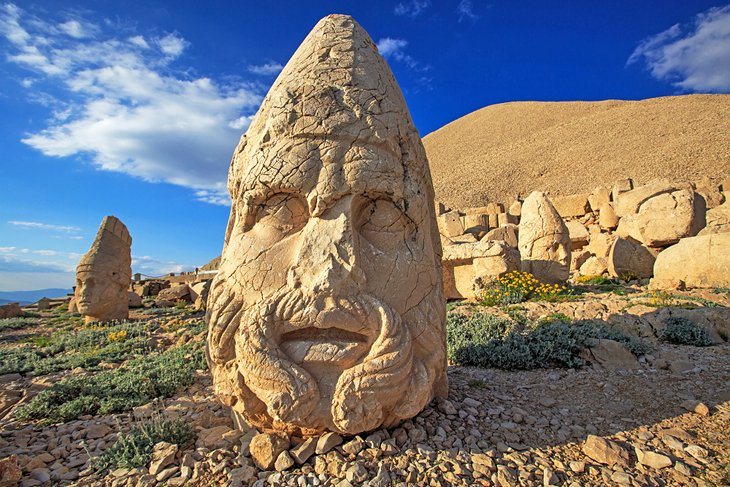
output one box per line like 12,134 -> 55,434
659,317 -> 714,347
446,311 -> 649,370
0,317 -> 42,332
14,343 -> 206,424
92,415 -> 194,471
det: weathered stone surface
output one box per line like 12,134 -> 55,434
128,291 -> 142,308
699,200 -> 730,235
582,435 -> 630,467
586,232 -> 615,258
579,256 -> 607,276
598,203 -> 619,230
0,303 -> 23,319
652,233 -> 730,289
617,189 -> 705,246
484,224 -> 518,248
206,14 -> 447,436
695,177 -> 724,208
250,433 -> 290,471
75,216 -> 132,324
442,240 -> 520,299
608,237 -> 656,279
0,456 -> 21,487
565,220 -> 590,249
588,186 -> 611,212
612,178 -> 633,203
190,280 -> 212,311
551,194 -> 590,218
290,438 -> 317,464
156,284 -> 191,304
614,179 -> 678,217
518,192 -> 571,283
635,448 -> 672,469
585,339 -> 638,369
68,296 -> 78,313
149,442 -> 178,476
437,211 -> 464,238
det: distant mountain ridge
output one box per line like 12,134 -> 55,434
0,288 -> 72,306
422,94 -> 730,209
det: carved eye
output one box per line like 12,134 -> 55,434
357,198 -> 411,250
249,193 -> 308,238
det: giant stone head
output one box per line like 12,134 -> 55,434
206,14 -> 447,436
75,215 -> 132,324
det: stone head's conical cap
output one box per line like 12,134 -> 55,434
229,14 -> 432,203
77,216 -> 132,281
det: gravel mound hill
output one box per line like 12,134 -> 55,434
422,94 -> 730,209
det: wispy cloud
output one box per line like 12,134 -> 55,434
132,255 -> 192,277
627,4 -> 730,92
457,0 -> 479,23
394,0 -> 430,17
0,3 -> 263,205
8,220 -> 82,233
376,37 -> 422,70
0,246 -> 76,273
248,61 -> 283,76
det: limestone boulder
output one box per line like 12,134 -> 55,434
156,284 -> 191,304
565,220 -> 590,249
611,178 -> 633,203
652,233 -> 730,289
0,303 -> 23,319
584,339 -> 638,369
483,224 -> 518,247
190,280 -> 212,311
598,203 -> 619,230
579,256 -> 607,276
571,250 -> 591,271
608,237 -> 656,279
694,177 -> 724,208
442,240 -> 521,299
588,186 -> 611,212
698,200 -> 730,235
518,192 -> 571,283
551,194 -> 590,218
616,189 -> 705,247
614,179 -> 679,217
586,232 -> 615,258
437,211 -> 464,238
128,291 -> 143,308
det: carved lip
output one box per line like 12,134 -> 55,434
279,327 -> 370,366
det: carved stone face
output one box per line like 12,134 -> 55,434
74,215 -> 132,323
75,267 -> 126,318
206,15 -> 447,436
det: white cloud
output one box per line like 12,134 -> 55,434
128,35 -> 149,49
394,0 -> 430,17
457,0 -> 479,22
58,19 -> 96,39
0,3 -> 264,205
8,220 -> 82,233
628,5 -> 730,92
132,255 -> 192,277
156,33 -> 187,58
376,37 -> 422,71
248,61 -> 283,76
0,252 -> 75,273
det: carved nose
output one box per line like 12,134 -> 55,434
294,197 -> 365,294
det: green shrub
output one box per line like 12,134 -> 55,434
93,415 -> 194,471
14,343 -> 205,424
0,317 -> 42,331
446,312 -> 649,370
659,317 -> 714,346
0,321 -> 155,375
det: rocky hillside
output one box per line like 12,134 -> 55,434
423,94 -> 730,209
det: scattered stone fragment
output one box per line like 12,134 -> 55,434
274,451 -> 295,472
316,432 -> 343,455
582,435 -> 630,467
249,433 -> 290,471
635,448 -> 672,469
149,442 -> 178,476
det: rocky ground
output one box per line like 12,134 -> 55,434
0,286 -> 728,487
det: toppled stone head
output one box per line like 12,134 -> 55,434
206,14 -> 447,436
75,216 -> 132,323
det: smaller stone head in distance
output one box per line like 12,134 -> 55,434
206,14 -> 447,436
75,216 -> 132,323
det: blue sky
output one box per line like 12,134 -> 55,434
1,0 -> 729,291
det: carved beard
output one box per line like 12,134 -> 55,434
206,275 -> 444,435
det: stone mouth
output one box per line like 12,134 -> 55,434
279,327 -> 370,366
